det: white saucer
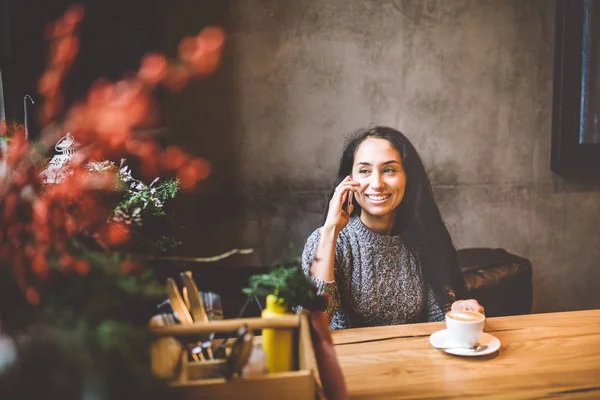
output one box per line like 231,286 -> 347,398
429,329 -> 501,357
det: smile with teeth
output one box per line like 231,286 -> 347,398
366,194 -> 391,202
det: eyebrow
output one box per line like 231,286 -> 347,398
355,160 -> 402,167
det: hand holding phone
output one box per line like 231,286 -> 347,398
324,176 -> 359,233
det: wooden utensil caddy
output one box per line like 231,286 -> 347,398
151,313 -> 320,399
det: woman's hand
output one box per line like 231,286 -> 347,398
451,299 -> 485,315
324,176 -> 360,234
312,176 -> 359,283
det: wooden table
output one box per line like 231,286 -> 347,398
331,309 -> 600,399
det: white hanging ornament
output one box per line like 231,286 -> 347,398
40,132 -> 81,184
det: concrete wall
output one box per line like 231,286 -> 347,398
163,0 -> 600,313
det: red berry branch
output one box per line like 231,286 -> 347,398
0,4 -> 226,305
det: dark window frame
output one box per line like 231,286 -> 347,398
551,0 -> 600,178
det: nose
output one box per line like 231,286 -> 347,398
369,171 -> 384,190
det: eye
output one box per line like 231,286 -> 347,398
383,167 -> 396,174
358,168 -> 369,174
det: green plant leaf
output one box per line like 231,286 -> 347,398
243,265 -> 326,311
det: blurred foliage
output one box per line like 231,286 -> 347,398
0,246 -> 169,400
110,162 -> 182,253
0,122 -> 51,172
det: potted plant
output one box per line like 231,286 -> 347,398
243,266 -> 326,373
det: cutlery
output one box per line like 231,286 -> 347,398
435,344 -> 488,352
226,324 -> 254,378
166,278 -> 203,361
181,273 -> 209,323
181,272 -> 214,359
202,291 -> 224,321
166,278 -> 194,325
200,291 -> 225,359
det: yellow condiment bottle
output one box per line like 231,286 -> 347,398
261,294 -> 293,373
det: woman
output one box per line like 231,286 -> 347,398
302,126 -> 483,330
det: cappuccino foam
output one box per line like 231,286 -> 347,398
447,311 -> 484,322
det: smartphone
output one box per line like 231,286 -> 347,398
343,191 -> 353,213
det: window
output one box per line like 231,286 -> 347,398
552,0 -> 600,177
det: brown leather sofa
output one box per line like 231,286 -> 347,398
458,247 -> 533,317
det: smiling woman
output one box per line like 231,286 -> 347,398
302,126 -> 483,330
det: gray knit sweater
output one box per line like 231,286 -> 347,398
302,216 -> 452,330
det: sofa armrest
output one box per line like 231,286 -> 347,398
458,248 -> 533,317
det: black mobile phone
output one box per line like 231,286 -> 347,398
343,192 -> 353,213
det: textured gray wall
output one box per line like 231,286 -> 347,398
163,0 -> 600,314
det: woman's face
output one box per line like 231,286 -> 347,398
351,137 -> 406,221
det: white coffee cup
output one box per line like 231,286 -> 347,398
445,311 -> 485,347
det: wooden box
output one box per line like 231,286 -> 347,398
151,313 -> 320,400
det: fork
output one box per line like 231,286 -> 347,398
200,291 -> 224,359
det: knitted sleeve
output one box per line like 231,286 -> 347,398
301,228 -> 342,321
425,284 -> 454,322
